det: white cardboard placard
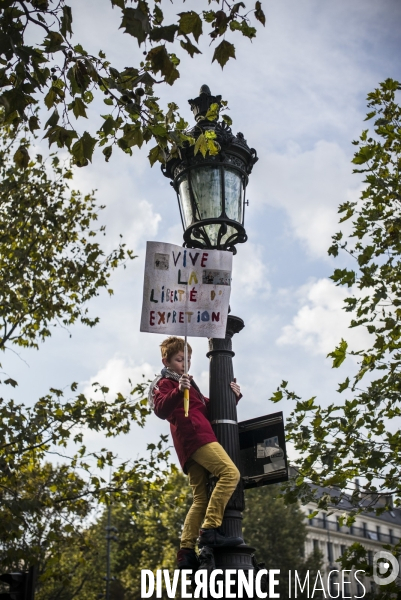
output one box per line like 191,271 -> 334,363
140,241 -> 232,339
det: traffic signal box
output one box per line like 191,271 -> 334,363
0,566 -> 37,600
238,411 -> 289,488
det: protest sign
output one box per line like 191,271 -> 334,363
140,241 -> 232,339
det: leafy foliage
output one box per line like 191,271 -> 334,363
0,122 -> 133,350
0,374 -> 168,564
270,79 -> 401,594
243,485 -> 323,599
0,0 -> 265,166
0,121 -> 174,585
31,470 -> 190,600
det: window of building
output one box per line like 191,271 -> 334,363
356,577 -> 364,598
368,550 -> 373,566
376,525 -> 381,541
327,542 -> 333,564
313,539 -> 319,553
370,580 -> 376,594
342,575 -> 351,598
329,571 -> 338,597
389,528 -> 394,544
363,522 -> 367,538
322,513 -> 327,529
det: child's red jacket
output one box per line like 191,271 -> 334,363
153,377 -> 217,472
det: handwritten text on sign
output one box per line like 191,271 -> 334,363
140,241 -> 232,338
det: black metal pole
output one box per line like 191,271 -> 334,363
207,315 -> 255,577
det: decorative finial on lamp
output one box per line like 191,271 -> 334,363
188,84 -> 222,122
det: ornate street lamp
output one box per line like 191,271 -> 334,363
162,86 -> 265,594
162,85 -> 258,253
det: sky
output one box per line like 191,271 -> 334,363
5,0 -> 401,471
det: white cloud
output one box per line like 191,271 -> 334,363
253,140 -> 361,259
78,356 -> 160,447
232,242 -> 271,299
277,278 -> 370,355
121,199 -> 161,252
82,356 -> 156,401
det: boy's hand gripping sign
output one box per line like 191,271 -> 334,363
140,241 -> 232,339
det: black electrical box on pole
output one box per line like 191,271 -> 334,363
0,566 -> 37,600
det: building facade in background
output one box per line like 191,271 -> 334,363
301,486 -> 401,598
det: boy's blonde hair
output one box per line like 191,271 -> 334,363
160,336 -> 192,362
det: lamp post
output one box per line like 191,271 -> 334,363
163,85 -> 259,584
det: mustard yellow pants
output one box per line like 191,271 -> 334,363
180,442 -> 240,549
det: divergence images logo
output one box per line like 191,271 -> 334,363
373,551 -> 400,586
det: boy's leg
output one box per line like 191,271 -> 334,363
190,442 -> 240,530
180,459 -> 208,549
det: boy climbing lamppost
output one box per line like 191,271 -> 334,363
161,85 -> 258,576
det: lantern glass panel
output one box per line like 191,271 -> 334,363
202,223 -> 220,247
219,225 -> 238,246
224,168 -> 244,223
191,166 -> 222,220
177,175 -> 194,229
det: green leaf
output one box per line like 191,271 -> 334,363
28,115 -> 40,132
179,38 -> 202,58
60,5 -> 73,38
83,90 -> 94,104
13,146 -> 30,169
43,31 -> 65,53
364,110 -> 376,121
203,10 -> 216,23
270,390 -> 283,403
74,43 -> 87,56
178,11 -> 203,43
255,1 -> 266,26
71,131 -> 97,165
45,108 -> 59,128
67,63 -> 90,93
103,145 -> 113,162
352,145 -> 375,165
337,377 -> 350,393
120,7 -> 150,46
194,133 -> 208,158
330,268 -> 356,287
119,123 -> 144,148
44,126 -> 77,149
327,339 -> 348,369
70,98 -> 87,119
212,40 -> 236,69
222,114 -> 232,126
149,25 -> 178,43
148,145 -> 163,166
4,378 -> 18,387
146,46 -> 179,85
149,124 -> 167,137
232,3 -> 246,13
207,139 -> 219,155
102,116 -> 115,136
44,88 -> 56,109
238,21 -> 257,39
205,103 -> 220,122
